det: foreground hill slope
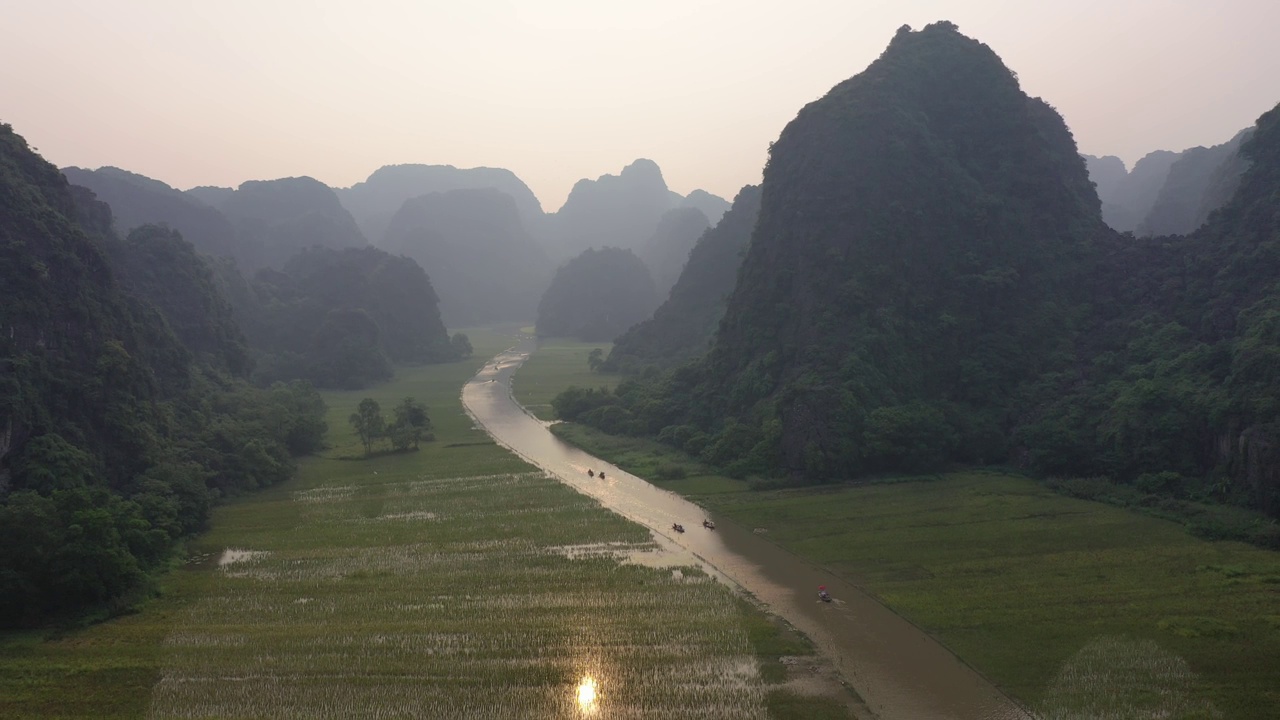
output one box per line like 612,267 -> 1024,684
0,124 -> 326,624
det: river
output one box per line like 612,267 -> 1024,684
461,335 -> 1030,720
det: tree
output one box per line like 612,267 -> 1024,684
388,397 -> 432,450
349,398 -> 385,455
588,348 -> 604,371
451,332 -> 473,359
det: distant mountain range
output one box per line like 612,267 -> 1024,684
63,159 -> 729,326
1082,128 -> 1252,236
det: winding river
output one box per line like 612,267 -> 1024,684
462,335 -> 1029,720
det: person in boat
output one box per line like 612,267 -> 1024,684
672,523 -> 685,532
818,585 -> 831,602
588,469 -> 594,477
598,471 -> 605,479
702,519 -> 715,529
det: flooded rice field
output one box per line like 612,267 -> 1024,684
151,451 -> 770,718
464,335 -> 1030,720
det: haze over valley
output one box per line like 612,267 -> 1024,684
4,4 -> 1280,719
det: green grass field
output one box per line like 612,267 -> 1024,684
0,329 -> 851,719
518,337 -> 1280,719
511,337 -> 619,420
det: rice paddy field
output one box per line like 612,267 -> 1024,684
519,337 -> 1280,719
0,329 -> 844,719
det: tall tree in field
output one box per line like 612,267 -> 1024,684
349,398 -> 385,455
389,397 -> 432,450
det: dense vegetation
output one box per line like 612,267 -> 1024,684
637,206 -> 710,297
240,245 -> 466,389
0,124 -> 329,625
607,185 -> 761,371
382,188 -> 552,326
536,247 -> 658,341
554,23 -> 1280,537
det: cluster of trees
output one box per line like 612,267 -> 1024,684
554,23 -> 1280,543
0,124 -> 329,626
348,397 -> 432,455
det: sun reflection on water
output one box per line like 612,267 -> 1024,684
576,675 -> 598,713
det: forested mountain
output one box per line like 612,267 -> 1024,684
186,185 -> 234,207
61,166 -> 240,259
557,23 -> 1280,533
536,247 -> 658,341
245,246 -> 461,389
217,177 -> 368,272
337,163 -> 545,244
608,185 -> 761,371
1136,129 -> 1252,237
381,188 -> 552,326
1025,103 -> 1280,519
543,159 -> 728,261
0,124 -> 327,625
637,207 -> 710,297
98,224 -> 251,376
682,21 -> 1105,478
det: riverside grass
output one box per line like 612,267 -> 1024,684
520,337 -> 1280,719
1,329 -> 841,719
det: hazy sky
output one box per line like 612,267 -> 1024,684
3,1 -> 1278,211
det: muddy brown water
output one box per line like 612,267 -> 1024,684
462,336 -> 1030,720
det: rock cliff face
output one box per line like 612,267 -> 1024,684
382,188 -> 552,326
680,22 -> 1107,477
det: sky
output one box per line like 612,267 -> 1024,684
3,0 -> 1278,212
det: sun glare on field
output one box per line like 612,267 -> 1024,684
576,675 -> 598,711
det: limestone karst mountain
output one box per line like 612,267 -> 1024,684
637,207 -> 711,298
544,159 -> 727,262
217,176 -> 368,272
382,187 -> 553,326
536,247 -> 658,341
61,166 -> 240,259
337,163 -> 546,244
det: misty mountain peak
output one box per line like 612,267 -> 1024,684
619,158 -> 666,186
